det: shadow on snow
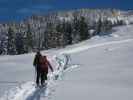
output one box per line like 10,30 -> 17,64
26,87 -> 47,100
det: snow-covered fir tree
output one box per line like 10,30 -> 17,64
0,33 -> 8,55
0,8 -> 131,55
7,27 -> 16,55
15,32 -> 25,54
26,24 -> 33,52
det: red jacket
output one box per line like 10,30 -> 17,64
40,56 -> 53,73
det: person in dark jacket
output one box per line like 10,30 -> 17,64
33,51 -> 42,86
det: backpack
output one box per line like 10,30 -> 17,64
39,56 -> 48,73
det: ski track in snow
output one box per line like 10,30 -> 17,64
60,38 -> 133,54
1,37 -> 133,100
1,53 -> 74,100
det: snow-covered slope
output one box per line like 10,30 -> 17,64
0,25 -> 133,100
51,36 -> 133,100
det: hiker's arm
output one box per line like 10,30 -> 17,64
33,56 -> 37,67
48,61 -> 53,72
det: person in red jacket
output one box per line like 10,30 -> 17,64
39,55 -> 53,86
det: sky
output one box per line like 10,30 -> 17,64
0,0 -> 132,22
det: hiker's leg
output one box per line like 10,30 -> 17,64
36,69 -> 40,86
45,72 -> 48,81
41,72 -> 45,86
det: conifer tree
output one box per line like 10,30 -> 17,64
64,22 -> 73,45
15,33 -> 25,54
0,33 -> 8,55
79,16 -> 89,40
26,24 -> 33,52
96,18 -> 102,35
7,27 -> 16,55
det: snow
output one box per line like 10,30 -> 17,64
58,16 -> 72,22
51,40 -> 133,100
0,24 -> 133,100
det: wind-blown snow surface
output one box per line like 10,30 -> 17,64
1,25 -> 133,100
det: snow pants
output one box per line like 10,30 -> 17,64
36,67 -> 47,86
